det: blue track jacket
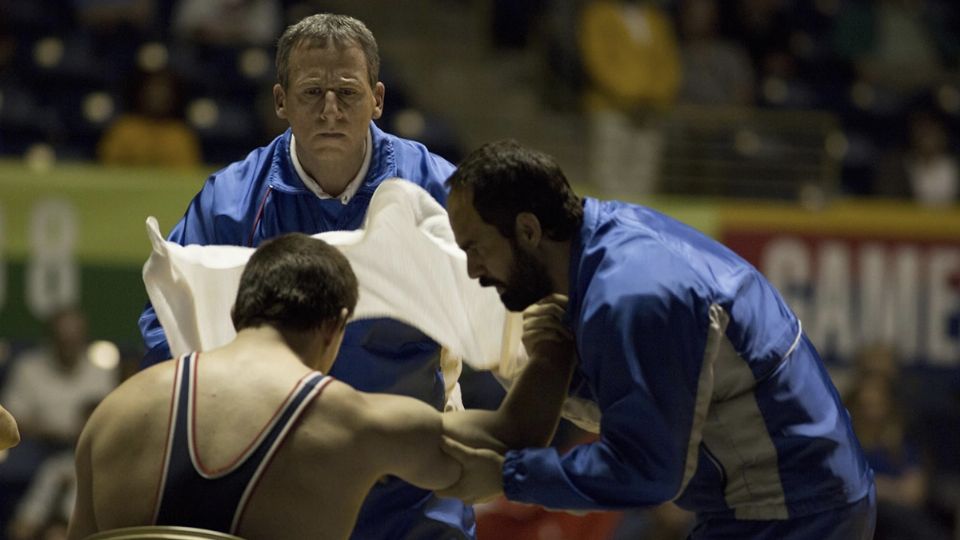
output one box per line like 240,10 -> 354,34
503,198 -> 873,523
138,123 -> 475,540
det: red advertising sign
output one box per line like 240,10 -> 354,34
721,227 -> 960,367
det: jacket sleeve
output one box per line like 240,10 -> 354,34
501,285 -> 712,510
138,176 -> 242,367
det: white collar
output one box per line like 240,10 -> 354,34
290,129 -> 372,204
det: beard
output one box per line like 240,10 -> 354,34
491,241 -> 554,312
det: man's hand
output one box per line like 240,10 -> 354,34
436,436 -> 505,505
522,294 -> 575,364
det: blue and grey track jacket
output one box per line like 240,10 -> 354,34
504,197 -> 873,522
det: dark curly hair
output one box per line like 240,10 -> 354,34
446,140 -> 583,241
231,233 -> 358,332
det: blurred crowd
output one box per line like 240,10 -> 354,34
500,0 -> 960,203
1,0 -> 958,203
0,0 -> 464,168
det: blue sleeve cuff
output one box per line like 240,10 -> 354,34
502,449 -> 528,501
502,447 -> 598,509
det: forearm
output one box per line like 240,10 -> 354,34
496,352 -> 576,448
445,352 -> 575,453
443,410 -> 509,453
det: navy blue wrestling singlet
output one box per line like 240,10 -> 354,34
153,352 -> 332,533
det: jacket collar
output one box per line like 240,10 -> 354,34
566,197 -> 597,326
271,122 -> 395,196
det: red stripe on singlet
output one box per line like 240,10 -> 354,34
152,353 -> 188,523
231,375 -> 336,533
189,361 -> 315,477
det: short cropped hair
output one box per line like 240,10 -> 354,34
446,140 -> 583,241
231,233 -> 359,332
275,13 -> 380,89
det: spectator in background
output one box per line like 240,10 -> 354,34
875,109 -> 958,207
833,0 -> 959,95
72,0 -> 155,35
677,0 -> 755,106
0,307 -> 115,451
7,402 -> 97,540
72,0 -> 158,72
578,0 -> 680,197
97,68 -> 202,168
0,404 -> 19,451
845,347 -> 951,540
172,0 -> 282,47
721,0 -> 794,81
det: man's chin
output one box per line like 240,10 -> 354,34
500,292 -> 536,313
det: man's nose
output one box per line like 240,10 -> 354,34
320,91 -> 340,119
466,257 -> 483,280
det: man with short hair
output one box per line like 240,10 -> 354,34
136,13 -> 473,538
439,140 -> 877,539
71,234 -> 455,539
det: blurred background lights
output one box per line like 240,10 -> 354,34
188,98 -> 219,129
239,48 -> 271,79
33,37 -> 64,69
83,92 -> 115,125
937,85 -> 960,115
24,143 -> 56,173
137,42 -> 169,72
825,131 -> 849,160
87,340 -> 120,371
394,108 -> 427,139
762,77 -> 788,105
734,129 -> 761,156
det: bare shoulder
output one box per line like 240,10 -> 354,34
313,380 -> 434,432
301,378 -> 370,433
84,360 -> 177,443
297,380 -> 433,449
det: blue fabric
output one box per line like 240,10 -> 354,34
689,484 -> 876,540
502,198 -> 873,523
155,354 -> 328,532
138,123 -> 475,540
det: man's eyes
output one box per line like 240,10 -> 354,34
304,88 -> 360,97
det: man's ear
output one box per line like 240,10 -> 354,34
273,83 -> 287,120
372,81 -> 385,120
515,212 -> 542,249
337,307 -> 349,331
324,307 -> 350,345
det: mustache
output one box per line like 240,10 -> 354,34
479,277 -> 505,289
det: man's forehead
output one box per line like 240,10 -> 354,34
290,42 -> 366,73
447,189 -> 478,234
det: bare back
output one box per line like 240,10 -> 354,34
68,341 -> 454,540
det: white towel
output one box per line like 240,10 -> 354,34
142,179 -> 601,430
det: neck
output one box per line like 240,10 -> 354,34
295,138 -> 365,198
233,326 -> 327,370
542,239 -> 573,296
